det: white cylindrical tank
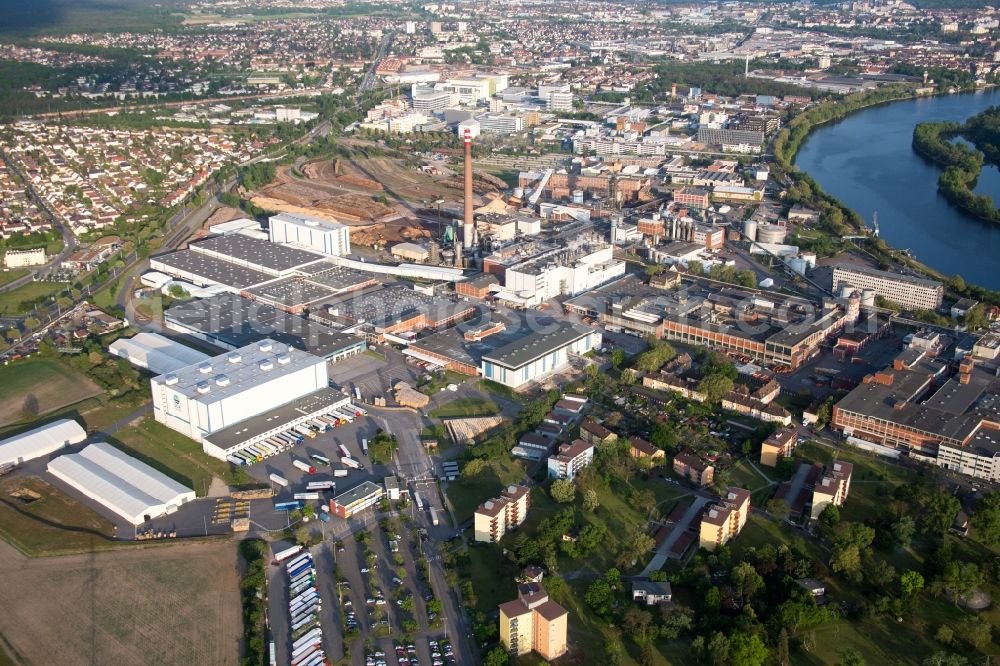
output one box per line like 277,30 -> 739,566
789,256 -> 807,275
840,285 -> 855,299
861,289 -> 876,308
801,252 -> 817,269
743,219 -> 758,242
572,190 -> 584,204
513,187 -> 524,198
756,223 -> 786,244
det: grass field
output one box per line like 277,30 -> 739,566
429,397 -> 500,419
445,456 -> 526,523
112,417 -> 249,496
0,537 -> 241,666
0,475 -> 119,556
0,358 -> 102,427
0,281 -> 64,314
0,268 -> 28,289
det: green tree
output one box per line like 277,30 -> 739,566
698,374 -> 734,402
610,348 -> 626,369
483,646 -> 509,666
730,561 -> 764,605
623,607 -> 654,644
729,632 -> 768,666
776,628 -> 791,666
837,648 -> 866,666
935,625 -> 955,646
901,570 -> 925,598
963,617 -> 992,651
550,478 -> 576,504
892,516 -> 916,549
584,579 -> 614,616
972,490 -> 1000,546
582,488 -> 599,512
923,653 -> 968,666
818,504 -> 841,532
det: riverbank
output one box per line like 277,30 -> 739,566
781,84 -> 1000,300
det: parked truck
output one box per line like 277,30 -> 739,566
274,545 -> 303,562
292,459 -> 316,475
341,457 -> 362,470
269,473 -> 289,487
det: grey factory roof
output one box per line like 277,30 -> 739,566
152,249 -> 274,289
151,338 -> 323,404
203,387 -> 347,452
243,277 -> 338,309
191,234 -> 328,275
304,266 -> 377,292
165,294 -> 365,359
482,322 -> 592,370
409,324 -> 522,367
833,263 -> 943,290
324,284 -> 469,328
836,366 -> 999,443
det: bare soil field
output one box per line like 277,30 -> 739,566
0,537 -> 241,666
0,359 -> 102,428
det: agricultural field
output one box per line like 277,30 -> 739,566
0,537 -> 241,666
0,358 -> 102,427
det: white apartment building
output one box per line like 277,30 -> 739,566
3,247 -> 46,268
546,439 -> 594,480
833,265 -> 943,311
538,84 -> 574,111
477,113 -> 525,135
151,339 -> 328,442
269,212 -> 350,257
473,485 -> 530,542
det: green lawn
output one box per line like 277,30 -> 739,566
0,268 -> 29,289
429,397 -> 500,419
462,544 -> 519,614
0,281 -> 64,314
728,459 -> 773,491
111,417 -> 248,496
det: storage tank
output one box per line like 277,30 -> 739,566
789,256 -> 807,275
801,252 -> 817,269
756,223 -> 786,244
572,190 -> 584,204
861,289 -> 876,308
743,219 -> 758,242
840,285 -> 855,299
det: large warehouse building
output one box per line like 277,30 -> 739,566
832,264 -> 943,311
164,294 -> 367,362
0,419 -> 87,466
151,339 -> 329,441
47,442 -> 195,525
109,332 -> 210,375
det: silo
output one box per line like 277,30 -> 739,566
861,289 -> 876,308
572,190 -> 584,204
744,219 -> 758,242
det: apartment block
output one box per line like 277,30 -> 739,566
580,417 -> 617,447
629,436 -> 665,464
760,428 -> 798,467
473,485 -> 531,543
699,487 -> 751,551
810,461 -> 853,521
546,439 -> 594,480
499,581 -> 568,660
832,264 -> 943,311
673,452 -> 714,486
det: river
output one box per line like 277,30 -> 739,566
795,88 -> 1000,290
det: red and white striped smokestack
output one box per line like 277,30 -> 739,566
463,127 -> 474,249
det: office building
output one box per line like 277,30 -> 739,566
151,339 -> 328,443
499,582 -> 568,660
832,264 -> 943,311
330,481 -> 384,518
473,485 -> 530,543
269,212 -> 351,257
3,247 -> 45,268
699,487 -> 751,551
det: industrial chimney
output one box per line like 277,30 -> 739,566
463,127 -> 474,249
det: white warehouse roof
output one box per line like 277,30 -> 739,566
47,442 -> 195,525
109,332 -> 211,375
0,419 -> 87,466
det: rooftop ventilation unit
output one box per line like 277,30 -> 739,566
215,374 -> 230,387
227,352 -> 242,364
259,359 -> 274,371
164,373 -> 179,385
196,381 -> 210,394
258,340 -> 273,352
276,353 -> 291,365
198,362 -> 212,374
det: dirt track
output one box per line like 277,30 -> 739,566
0,538 -> 242,666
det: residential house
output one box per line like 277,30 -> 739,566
579,417 -> 616,447
760,428 -> 797,467
547,439 -> 594,480
630,436 -> 665,465
810,461 -> 853,521
698,487 -> 751,551
632,580 -> 673,606
673,452 -> 714,486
